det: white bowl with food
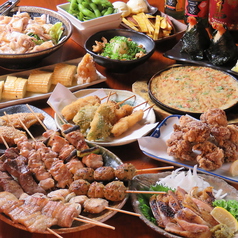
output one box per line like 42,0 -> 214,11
0,6 -> 72,69
57,2 -> 121,46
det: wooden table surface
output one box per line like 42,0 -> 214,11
0,0 -> 237,238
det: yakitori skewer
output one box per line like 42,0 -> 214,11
83,198 -> 141,217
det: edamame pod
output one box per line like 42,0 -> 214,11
78,3 -> 96,19
89,2 -> 102,17
103,7 -> 113,15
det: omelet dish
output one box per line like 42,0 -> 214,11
150,66 -> 238,113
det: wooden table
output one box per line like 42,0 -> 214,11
0,0 -> 237,238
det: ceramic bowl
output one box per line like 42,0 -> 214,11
84,29 -> 156,73
0,6 -> 72,69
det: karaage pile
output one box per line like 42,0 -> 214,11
166,108 -> 238,171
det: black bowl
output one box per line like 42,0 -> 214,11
84,29 -> 155,73
0,6 -> 72,70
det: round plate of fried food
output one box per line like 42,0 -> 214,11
148,64 -> 238,116
54,88 -> 156,146
130,170 -> 238,238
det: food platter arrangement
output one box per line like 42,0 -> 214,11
0,0 -> 238,238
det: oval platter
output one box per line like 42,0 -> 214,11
130,171 -> 238,238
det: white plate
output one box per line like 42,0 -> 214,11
0,58 -> 106,109
55,88 -> 156,147
138,115 -> 238,184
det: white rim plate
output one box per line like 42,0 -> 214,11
54,88 -> 156,146
138,115 -> 238,184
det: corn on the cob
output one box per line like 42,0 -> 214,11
51,63 -> 77,86
27,69 -> 52,93
0,81 -> 4,100
2,76 -> 27,100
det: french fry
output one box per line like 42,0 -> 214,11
124,13 -> 174,40
132,14 -> 148,33
122,17 -> 139,31
153,15 -> 162,40
0,81 -> 4,100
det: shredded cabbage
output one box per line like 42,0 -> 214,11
49,22 -> 63,44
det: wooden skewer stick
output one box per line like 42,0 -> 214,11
77,215 -> 115,230
47,228 -> 64,238
17,117 -> 36,142
136,166 -> 174,173
126,190 -> 166,195
117,95 -> 136,106
26,104 -> 48,131
0,134 -> 9,149
74,216 -> 115,230
100,92 -> 116,101
132,101 -> 148,109
106,206 -> 141,217
143,104 -> 154,112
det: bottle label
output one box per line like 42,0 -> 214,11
209,0 -> 238,30
165,0 -> 185,11
185,0 -> 209,18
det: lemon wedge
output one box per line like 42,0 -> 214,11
211,207 -> 238,233
229,159 -> 238,177
231,60 -> 238,72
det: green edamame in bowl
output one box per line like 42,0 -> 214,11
67,0 -> 117,21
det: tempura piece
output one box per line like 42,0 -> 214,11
111,109 -> 144,137
115,104 -> 134,121
86,101 -> 118,141
61,95 -> 101,121
0,112 -> 44,129
73,103 -> 100,135
76,53 -> 98,84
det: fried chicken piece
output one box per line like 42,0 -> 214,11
193,141 -> 224,171
200,108 -> 228,127
219,140 -> 238,162
210,126 -> 231,145
227,124 -> 238,143
178,116 -> 211,143
166,131 -> 196,161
